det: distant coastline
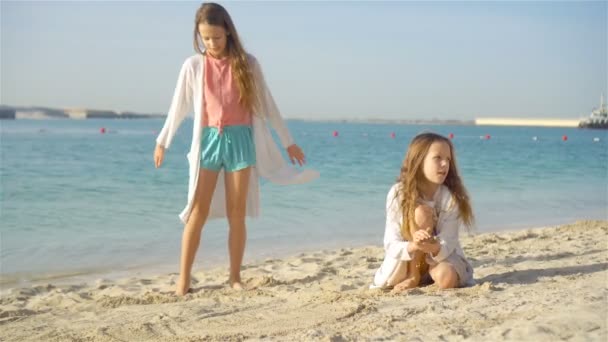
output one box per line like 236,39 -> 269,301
0,105 -> 592,128
0,105 -> 476,125
0,105 -> 165,120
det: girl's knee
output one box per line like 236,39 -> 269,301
414,204 -> 434,227
227,211 -> 246,227
226,200 -> 247,220
436,275 -> 458,289
190,205 -> 209,223
433,265 -> 459,289
188,201 -> 211,230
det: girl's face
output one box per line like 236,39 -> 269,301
199,23 -> 228,58
421,141 -> 451,186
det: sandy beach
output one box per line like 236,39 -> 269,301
1,220 -> 606,341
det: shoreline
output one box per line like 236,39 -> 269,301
1,220 -> 606,341
2,215 -> 606,291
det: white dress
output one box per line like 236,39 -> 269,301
370,183 -> 474,289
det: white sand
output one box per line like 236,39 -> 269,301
1,220 -> 606,341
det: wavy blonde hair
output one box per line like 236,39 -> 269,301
193,2 -> 259,113
396,132 -> 474,240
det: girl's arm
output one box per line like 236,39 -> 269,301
156,58 -> 194,149
251,58 -> 294,149
383,185 -> 415,261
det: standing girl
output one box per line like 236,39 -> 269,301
154,2 -> 318,295
370,133 -> 475,292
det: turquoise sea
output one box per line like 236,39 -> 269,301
1,119 -> 606,285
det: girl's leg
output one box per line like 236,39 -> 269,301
224,167 -> 251,290
392,204 -> 435,292
385,261 -> 409,287
429,263 -> 459,289
176,168 -> 219,296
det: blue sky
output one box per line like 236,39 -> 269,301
1,1 -> 606,119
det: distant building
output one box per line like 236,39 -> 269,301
64,108 -> 88,119
579,94 -> 608,129
475,118 -> 579,128
0,107 -> 16,119
64,108 -> 142,119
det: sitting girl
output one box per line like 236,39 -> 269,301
370,132 -> 475,293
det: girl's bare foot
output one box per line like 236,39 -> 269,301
393,258 -> 423,293
230,276 -> 244,291
391,276 -> 420,294
175,279 -> 190,296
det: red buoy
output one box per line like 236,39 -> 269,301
332,130 -> 339,137
100,127 -> 106,134
485,134 -> 491,140
562,135 -> 568,141
448,133 -> 454,139
390,132 -> 396,138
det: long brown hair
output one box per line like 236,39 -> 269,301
396,132 -> 474,240
193,2 -> 258,113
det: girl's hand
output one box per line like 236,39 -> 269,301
413,230 -> 432,243
286,144 -> 305,166
154,144 -> 165,168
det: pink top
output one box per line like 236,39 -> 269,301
202,53 -> 252,132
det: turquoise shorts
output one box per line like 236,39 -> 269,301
200,125 -> 256,172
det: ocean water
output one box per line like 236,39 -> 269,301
1,119 -> 607,285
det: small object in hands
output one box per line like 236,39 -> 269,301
420,235 -> 438,244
